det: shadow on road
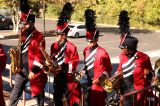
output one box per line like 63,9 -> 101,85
98,26 -> 153,34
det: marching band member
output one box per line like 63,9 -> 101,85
82,9 -> 112,106
9,1 -> 47,105
0,44 -> 7,106
154,58 -> 160,84
117,10 -> 154,106
51,2 -> 81,106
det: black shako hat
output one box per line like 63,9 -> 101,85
56,2 -> 73,35
120,36 -> 138,50
118,10 -> 138,50
20,0 -> 31,23
26,14 -> 35,23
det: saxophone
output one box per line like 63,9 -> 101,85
39,39 -> 58,76
8,30 -> 23,87
8,32 -> 22,74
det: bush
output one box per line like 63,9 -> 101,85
43,0 -> 160,30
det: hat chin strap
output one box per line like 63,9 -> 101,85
26,25 -> 35,34
127,49 -> 137,56
58,37 -> 67,44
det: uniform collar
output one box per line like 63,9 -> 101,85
26,27 -> 36,37
127,50 -> 137,58
89,44 -> 98,53
58,39 -> 67,48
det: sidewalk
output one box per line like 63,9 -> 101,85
0,31 -> 17,39
0,30 -> 55,39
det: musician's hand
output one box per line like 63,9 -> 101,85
92,79 -> 99,84
56,65 -> 62,71
45,60 -> 50,65
80,70 -> 85,77
120,95 -> 124,106
74,72 -> 81,81
29,71 -> 35,80
54,65 -> 62,75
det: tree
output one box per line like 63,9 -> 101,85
0,0 -> 20,33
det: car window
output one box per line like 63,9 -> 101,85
68,25 -> 75,28
77,25 -> 85,29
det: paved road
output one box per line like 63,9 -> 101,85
0,18 -> 160,105
1,31 -> 160,70
0,18 -> 160,77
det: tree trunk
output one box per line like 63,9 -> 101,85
11,9 -> 19,33
15,12 -> 19,33
12,15 -> 16,32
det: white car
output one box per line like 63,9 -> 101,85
67,24 -> 86,38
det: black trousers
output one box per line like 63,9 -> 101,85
53,73 -> 68,106
9,71 -> 45,106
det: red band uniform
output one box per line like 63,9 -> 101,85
117,10 -> 154,106
51,2 -> 81,106
83,9 -> 112,106
117,50 -> 153,106
0,44 -> 7,106
9,14 -> 47,106
51,39 -> 81,106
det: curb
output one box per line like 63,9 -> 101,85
0,31 -> 56,40
0,35 -> 4,38
0,34 -> 18,39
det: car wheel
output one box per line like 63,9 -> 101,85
75,32 -> 79,38
8,24 -> 13,30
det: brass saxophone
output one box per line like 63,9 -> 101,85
8,32 -> 22,74
8,29 -> 23,87
39,39 -> 58,76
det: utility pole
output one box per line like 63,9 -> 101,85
43,0 -> 46,35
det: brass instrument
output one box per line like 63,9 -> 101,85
153,58 -> 160,86
8,47 -> 21,74
61,70 -> 85,106
8,28 -> 23,87
99,72 -> 123,92
39,39 -> 58,76
8,31 -> 22,74
105,90 -> 120,106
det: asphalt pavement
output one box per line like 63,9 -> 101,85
0,18 -> 160,106
0,18 -> 160,39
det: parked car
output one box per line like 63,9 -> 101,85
0,14 -> 13,30
67,24 -> 86,38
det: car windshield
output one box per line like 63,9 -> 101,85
68,25 -> 75,28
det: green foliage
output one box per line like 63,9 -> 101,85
30,0 -> 41,16
0,0 -> 159,29
144,0 -> 160,25
46,3 -> 61,17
